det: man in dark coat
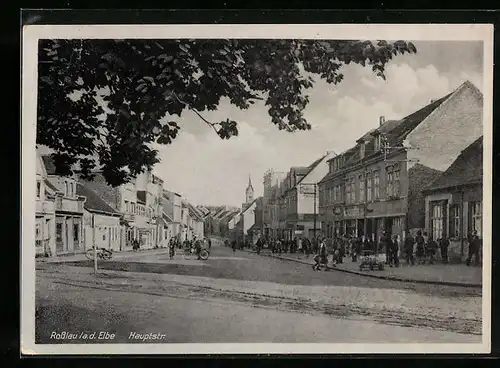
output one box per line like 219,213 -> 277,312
466,231 -> 481,266
404,231 -> 415,265
391,234 -> 399,267
439,236 -> 450,264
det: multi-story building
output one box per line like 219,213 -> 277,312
423,136 -> 483,261
162,189 -> 183,242
35,149 -> 56,257
42,155 -> 86,256
318,80 -> 483,244
262,169 -> 286,238
136,172 -> 164,248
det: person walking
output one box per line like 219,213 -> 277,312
439,236 -> 450,264
415,230 -> 425,264
313,237 -> 328,271
404,230 -> 415,266
391,234 -> 399,267
168,238 -> 175,259
231,239 -> 237,254
466,230 -> 481,266
427,237 -> 438,265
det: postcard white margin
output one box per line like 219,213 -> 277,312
21,23 -> 493,355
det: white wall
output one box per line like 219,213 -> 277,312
407,82 -> 483,172
243,202 -> 256,234
83,211 -> 122,251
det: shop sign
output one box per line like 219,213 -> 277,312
344,206 -> 364,218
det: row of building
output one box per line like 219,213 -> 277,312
35,150 -> 205,258
256,80 -> 483,261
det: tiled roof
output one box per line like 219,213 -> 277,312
291,166 -> 309,176
385,93 -> 452,146
296,154 -> 328,186
76,183 -> 119,215
162,212 -> 173,223
424,136 -> 483,192
318,86 -> 460,185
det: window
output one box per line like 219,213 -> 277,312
359,175 -> 365,202
450,205 -> 460,238
73,223 -> 79,242
470,201 -> 482,237
386,167 -> 393,198
430,201 -> 447,240
36,180 -> 41,198
103,227 -> 107,241
366,173 -> 372,202
56,223 -> 63,242
64,181 -> 69,196
350,178 -> 356,203
345,179 -> 351,204
360,143 -> 366,159
373,171 -> 380,199
374,135 -> 381,152
35,222 -> 42,247
393,167 -> 401,197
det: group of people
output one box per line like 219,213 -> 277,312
168,236 -> 211,260
255,236 -> 318,256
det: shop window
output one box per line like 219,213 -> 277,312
450,205 -> 461,238
469,201 -> 482,237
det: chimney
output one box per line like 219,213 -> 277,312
379,116 -> 385,126
430,98 -> 437,103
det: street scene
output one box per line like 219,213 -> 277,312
23,25 -> 490,351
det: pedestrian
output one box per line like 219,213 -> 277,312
231,240 -> 237,253
208,238 -> 212,250
168,238 -> 175,259
256,237 -> 262,255
439,236 -> 450,264
380,232 -> 390,264
391,234 -> 399,267
313,237 -> 328,271
426,237 -> 438,265
415,230 -> 425,264
404,230 -> 415,266
466,230 -> 481,266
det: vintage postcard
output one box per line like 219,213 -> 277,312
21,23 -> 493,355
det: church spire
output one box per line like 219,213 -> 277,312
248,174 -> 253,190
245,173 -> 254,204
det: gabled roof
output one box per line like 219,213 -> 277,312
424,136 -> 483,192
44,178 -> 59,193
76,183 -> 120,215
241,197 -> 259,214
41,155 -> 57,175
296,154 -> 328,186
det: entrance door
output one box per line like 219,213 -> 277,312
55,218 -> 64,254
384,217 -> 393,235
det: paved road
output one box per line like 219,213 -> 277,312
56,241 -> 480,298
34,241 -> 482,344
35,278 -> 479,344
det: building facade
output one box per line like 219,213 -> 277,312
318,81 -> 483,246
423,136 -> 483,261
35,150 -> 56,257
42,156 -> 86,256
77,183 -> 123,252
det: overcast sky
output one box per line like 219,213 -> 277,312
151,41 -> 483,207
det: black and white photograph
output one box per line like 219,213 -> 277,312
21,24 -> 492,355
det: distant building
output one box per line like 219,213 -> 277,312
77,183 -> 122,252
35,149 -> 56,257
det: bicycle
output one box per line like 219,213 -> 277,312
85,247 -> 113,261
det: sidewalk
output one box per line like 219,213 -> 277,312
246,249 -> 482,288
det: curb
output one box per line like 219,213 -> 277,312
243,249 -> 482,289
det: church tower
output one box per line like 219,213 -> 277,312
245,174 -> 254,204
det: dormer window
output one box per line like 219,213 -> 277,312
360,142 -> 366,159
374,135 -> 381,152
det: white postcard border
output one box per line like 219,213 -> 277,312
21,23 -> 493,355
